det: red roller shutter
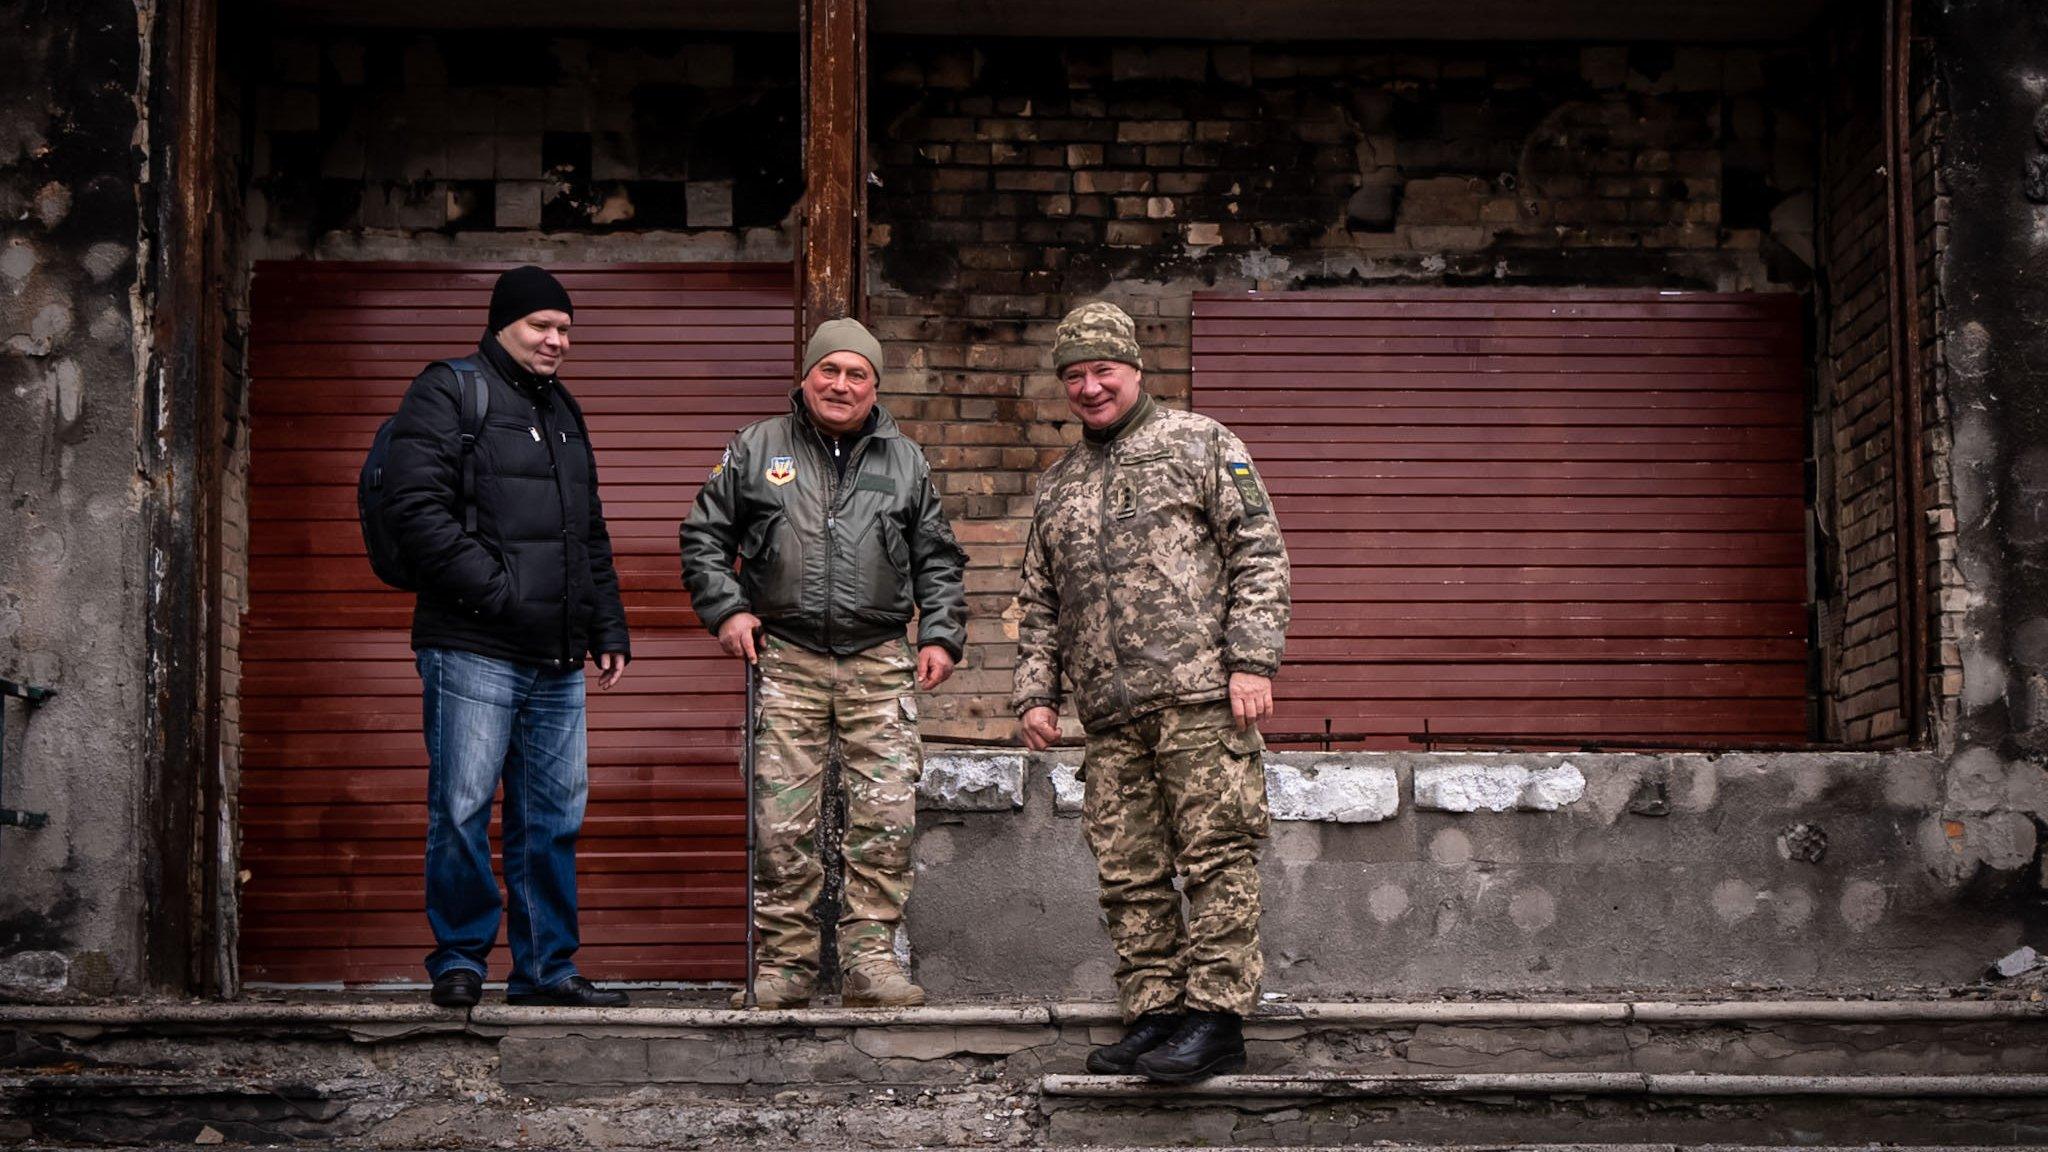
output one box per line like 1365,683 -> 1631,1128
240,262 -> 792,983
1192,289 -> 1810,749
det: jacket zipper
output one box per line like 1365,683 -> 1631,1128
1094,442 -> 1132,722
533,387 -> 572,666
805,421 -> 877,654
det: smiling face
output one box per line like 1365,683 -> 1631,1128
801,350 -> 878,435
1060,359 -> 1144,431
495,309 -> 573,376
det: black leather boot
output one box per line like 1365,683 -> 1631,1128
1086,1011 -> 1185,1074
429,969 -> 482,1009
507,975 -> 629,1007
1132,1010 -> 1245,1083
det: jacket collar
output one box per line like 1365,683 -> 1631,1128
477,336 -> 555,398
1083,392 -> 1156,446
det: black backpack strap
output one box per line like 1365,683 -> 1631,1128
437,358 -> 490,533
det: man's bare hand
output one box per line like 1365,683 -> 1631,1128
917,645 -> 956,691
717,612 -> 763,663
1228,672 -> 1273,730
596,652 -> 627,691
1018,706 -> 1061,751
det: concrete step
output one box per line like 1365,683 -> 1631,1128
4,997 -> 2046,1146
1037,1071 -> 2048,1145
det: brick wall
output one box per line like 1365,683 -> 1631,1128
215,48 -> 255,988
242,29 -> 800,256
1812,10 -> 1952,746
867,38 -> 1821,735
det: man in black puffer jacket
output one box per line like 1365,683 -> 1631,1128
383,265 -> 630,1010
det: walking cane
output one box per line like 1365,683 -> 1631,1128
743,657 -> 759,1010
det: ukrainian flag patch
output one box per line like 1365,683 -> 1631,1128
1228,460 -> 1267,513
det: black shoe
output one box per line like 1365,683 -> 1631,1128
506,975 -> 629,1008
1132,1010 -> 1246,1084
1086,1011 -> 1186,1074
429,969 -> 482,1009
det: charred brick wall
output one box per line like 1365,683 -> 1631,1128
241,27 -> 801,259
1811,6 -> 1953,746
867,38 -> 1822,734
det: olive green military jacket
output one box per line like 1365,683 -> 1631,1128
1011,395 -> 1291,733
680,393 -> 968,659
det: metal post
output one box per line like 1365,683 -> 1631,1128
0,677 -> 54,830
798,0 -> 868,333
743,661 -> 759,1009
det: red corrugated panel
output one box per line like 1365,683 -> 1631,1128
241,262 -> 792,984
1192,289 -> 1811,750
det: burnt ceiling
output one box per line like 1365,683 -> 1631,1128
253,0 -> 1829,41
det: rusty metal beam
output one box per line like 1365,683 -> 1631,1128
799,0 -> 868,333
140,0 -> 222,995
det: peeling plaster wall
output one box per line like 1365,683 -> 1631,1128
1926,0 -> 2048,912
0,1 -> 154,995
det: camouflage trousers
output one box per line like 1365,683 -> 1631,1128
751,634 -> 922,979
1081,701 -> 1269,1021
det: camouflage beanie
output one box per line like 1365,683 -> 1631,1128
802,317 -> 884,380
1052,302 -> 1143,373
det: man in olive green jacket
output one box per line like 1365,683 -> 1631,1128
681,318 -> 967,1009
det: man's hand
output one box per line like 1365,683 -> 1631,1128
717,612 -> 763,663
596,652 -> 627,691
1018,706 -> 1061,751
1228,671 -> 1273,730
916,645 -> 956,691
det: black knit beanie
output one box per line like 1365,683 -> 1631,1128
487,265 -> 573,334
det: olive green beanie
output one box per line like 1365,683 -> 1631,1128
802,317 -> 884,380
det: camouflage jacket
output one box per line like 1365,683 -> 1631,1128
1012,395 -> 1291,733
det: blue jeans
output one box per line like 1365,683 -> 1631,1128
417,647 -> 589,994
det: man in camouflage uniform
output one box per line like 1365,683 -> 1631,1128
682,318 -> 968,1009
1013,301 -> 1290,1083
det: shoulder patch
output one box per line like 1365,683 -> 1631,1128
708,446 -> 731,480
1227,459 -> 1268,514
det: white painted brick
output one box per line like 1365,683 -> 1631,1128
1047,757 -> 1085,816
1266,757 -> 1399,823
1414,762 -> 1587,813
919,752 -> 1024,811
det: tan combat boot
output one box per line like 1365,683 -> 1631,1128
841,960 -> 926,1008
730,970 -> 813,1010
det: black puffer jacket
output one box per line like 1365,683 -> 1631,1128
383,337 -> 630,670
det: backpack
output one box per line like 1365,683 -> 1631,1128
358,358 -> 490,591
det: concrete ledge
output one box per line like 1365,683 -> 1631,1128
5,998 -> 2042,1030
1039,1072 -> 2048,1099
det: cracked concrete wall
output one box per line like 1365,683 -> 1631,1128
1923,1 -> 2048,914
909,750 -> 2023,998
0,1 -> 154,995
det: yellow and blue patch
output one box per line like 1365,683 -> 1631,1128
765,455 -> 797,486
1227,459 -> 1267,513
